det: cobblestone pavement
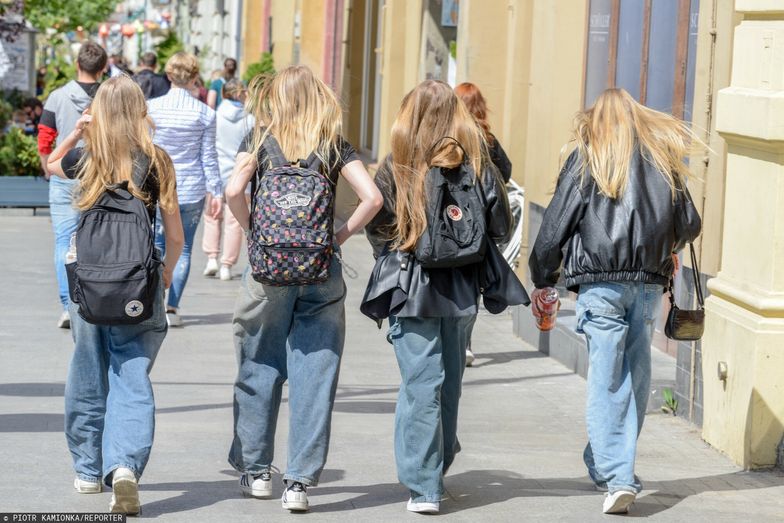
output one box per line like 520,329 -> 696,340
1,215 -> 783,522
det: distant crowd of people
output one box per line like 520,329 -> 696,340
38,38 -> 701,518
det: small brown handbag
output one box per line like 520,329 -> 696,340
664,243 -> 705,341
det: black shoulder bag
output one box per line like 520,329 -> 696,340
664,243 -> 705,341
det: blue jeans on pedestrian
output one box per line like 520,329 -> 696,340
155,199 -> 204,309
576,281 -> 663,494
228,257 -> 346,486
387,314 -> 476,503
64,275 -> 167,486
50,177 -> 79,309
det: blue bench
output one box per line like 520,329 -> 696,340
0,177 -> 50,214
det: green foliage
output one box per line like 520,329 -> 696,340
23,0 -> 120,33
242,52 -> 276,84
0,98 -> 13,132
661,388 -> 678,416
155,31 -> 184,71
43,54 -> 76,100
449,40 -> 457,60
0,128 -> 41,177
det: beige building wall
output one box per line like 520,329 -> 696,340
271,0 -> 298,68
299,0 -> 327,73
702,0 -> 784,468
240,0 -> 266,73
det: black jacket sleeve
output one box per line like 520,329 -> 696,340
481,161 -> 513,245
364,156 -> 396,258
489,136 -> 512,183
528,150 -> 587,288
673,180 -> 702,252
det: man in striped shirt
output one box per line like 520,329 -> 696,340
149,52 -> 223,327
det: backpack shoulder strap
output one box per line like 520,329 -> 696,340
261,135 -> 289,169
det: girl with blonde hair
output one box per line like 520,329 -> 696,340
47,75 -> 184,515
364,80 -> 513,514
529,88 -> 702,515
225,65 -> 382,512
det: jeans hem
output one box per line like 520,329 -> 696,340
228,457 -> 271,476
608,485 -> 641,495
409,491 -> 442,503
75,473 -> 101,483
284,474 -> 316,487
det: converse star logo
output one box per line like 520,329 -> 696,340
125,300 -> 144,317
446,205 -> 463,221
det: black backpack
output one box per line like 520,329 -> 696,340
66,164 -> 160,325
414,138 -> 488,268
248,135 -> 335,286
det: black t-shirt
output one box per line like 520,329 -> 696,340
238,132 -> 360,184
61,147 -> 161,221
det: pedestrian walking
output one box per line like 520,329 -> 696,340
148,51 -> 223,327
202,79 -> 255,281
454,81 -> 514,366
207,57 -> 237,109
133,51 -> 171,100
37,41 -> 107,329
528,88 -> 702,515
46,75 -> 184,515
364,80 -> 514,514
224,65 -> 382,513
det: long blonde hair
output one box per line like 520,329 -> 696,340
389,80 -> 486,252
244,65 -> 342,172
74,76 -> 176,213
573,88 -> 702,199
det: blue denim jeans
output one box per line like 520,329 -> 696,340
49,177 -> 79,309
228,257 -> 346,486
64,276 -> 167,486
155,199 -> 204,309
576,281 -> 663,494
387,315 -> 476,503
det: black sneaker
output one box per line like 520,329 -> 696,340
240,470 -> 272,498
281,481 -> 309,512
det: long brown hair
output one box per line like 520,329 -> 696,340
74,75 -> 177,212
390,80 -> 486,252
454,82 -> 494,144
244,65 -> 342,172
573,88 -> 703,199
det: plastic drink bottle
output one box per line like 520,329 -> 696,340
535,287 -> 559,331
65,233 -> 77,263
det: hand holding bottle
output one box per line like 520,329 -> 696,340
531,287 -> 560,331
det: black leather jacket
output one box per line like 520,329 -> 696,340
364,155 -> 513,317
529,149 -> 702,292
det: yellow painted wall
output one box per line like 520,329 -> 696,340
299,0 -> 327,74
271,0 -> 297,68
241,0 -> 266,73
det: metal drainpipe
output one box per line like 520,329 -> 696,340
689,0 -> 718,422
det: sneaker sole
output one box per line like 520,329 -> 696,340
604,492 -> 635,514
73,480 -> 101,494
407,501 -> 440,514
241,484 -> 273,498
110,478 -> 140,515
282,499 -> 309,512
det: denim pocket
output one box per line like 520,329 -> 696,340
386,316 -> 402,345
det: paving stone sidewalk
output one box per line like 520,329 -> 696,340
1,215 -> 782,522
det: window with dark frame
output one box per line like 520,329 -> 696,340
583,0 -> 700,121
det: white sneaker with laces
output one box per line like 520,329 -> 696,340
73,477 -> 101,494
203,257 -> 219,276
240,471 -> 272,498
219,265 -> 232,281
166,310 -> 183,327
407,498 -> 440,514
58,310 -> 71,329
603,490 -> 636,514
465,347 -> 475,367
109,467 -> 140,515
281,481 -> 309,512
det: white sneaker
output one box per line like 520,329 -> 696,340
465,347 -> 475,367
281,481 -> 309,512
407,498 -> 440,514
58,310 -> 71,329
73,477 -> 102,494
240,471 -> 272,498
603,490 -> 636,514
109,467 -> 140,515
203,257 -> 219,276
219,265 -> 232,281
166,310 -> 183,327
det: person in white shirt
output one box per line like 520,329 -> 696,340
202,79 -> 255,281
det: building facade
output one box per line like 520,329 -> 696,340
239,0 -> 784,470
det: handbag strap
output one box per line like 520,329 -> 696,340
668,242 -> 704,308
